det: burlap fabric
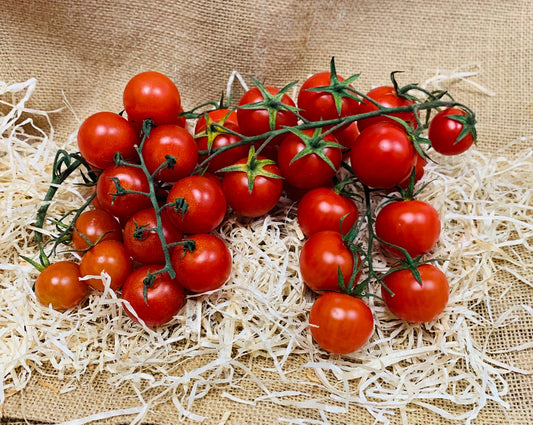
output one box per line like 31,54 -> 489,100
1,0 -> 532,424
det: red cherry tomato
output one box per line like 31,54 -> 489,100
350,122 -> 415,188
299,230 -> 361,292
142,124 -> 198,182
309,292 -> 373,354
121,266 -> 186,327
79,240 -> 133,291
171,233 -> 232,293
123,207 -> 183,265
166,175 -> 227,233
96,165 -> 152,220
398,152 -> 427,189
375,200 -> 441,258
123,71 -> 182,126
222,156 -> 283,218
71,209 -> 122,251
35,261 -> 88,311
381,264 -> 449,323
77,112 -> 138,169
357,86 -> 418,132
428,107 -> 475,155
277,129 -> 342,190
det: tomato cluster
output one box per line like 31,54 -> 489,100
32,60 -> 476,352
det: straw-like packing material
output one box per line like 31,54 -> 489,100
1,75 -> 532,425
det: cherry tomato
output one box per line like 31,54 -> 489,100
309,292 -> 373,354
79,240 -> 133,291
194,109 -> 248,173
141,124 -> 198,182
381,264 -> 449,323
428,107 -> 475,155
297,71 -> 359,126
171,233 -> 232,293
121,266 -> 185,327
77,112 -> 138,169
375,200 -> 441,258
123,207 -> 183,265
350,122 -> 415,188
166,175 -> 227,233
357,86 -> 418,132
299,230 -> 360,292
222,156 -> 283,218
237,85 -> 298,143
71,209 -> 122,251
297,187 -> 359,237
398,152 -> 427,189
35,261 -> 88,311
332,121 -> 359,157
277,129 -> 342,190
123,71 -> 182,126
96,165 -> 152,220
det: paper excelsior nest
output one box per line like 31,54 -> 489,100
0,73 -> 531,425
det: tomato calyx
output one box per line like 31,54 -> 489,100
194,109 -> 239,152
304,57 -> 362,115
286,127 -> 343,171
218,146 -> 282,193
447,111 -> 478,145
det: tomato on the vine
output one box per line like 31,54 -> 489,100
123,207 -> 183,265
309,292 -> 373,354
375,200 -> 441,258
96,164 -> 152,220
35,261 -> 88,311
170,233 -> 232,293
77,112 -> 138,170
297,187 -> 358,237
381,264 -> 449,323
123,71 -> 182,126
142,124 -> 198,182
357,85 -> 418,132
121,266 -> 186,327
79,240 -> 133,291
277,128 -> 342,190
299,230 -> 360,292
350,122 -> 415,188
221,155 -> 283,218
428,107 -> 476,155
71,208 -> 122,251
166,175 -> 227,233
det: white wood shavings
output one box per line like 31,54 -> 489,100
1,76 -> 532,425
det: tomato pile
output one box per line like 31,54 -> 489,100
28,59 -> 476,354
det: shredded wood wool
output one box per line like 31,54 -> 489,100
1,76 -> 532,425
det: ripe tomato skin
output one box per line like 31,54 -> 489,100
297,187 -> 359,237
166,175 -> 227,234
96,165 -> 152,220
350,122 -> 415,188
123,207 -> 183,265
79,240 -> 133,291
77,111 -> 138,170
121,266 -> 185,327
375,200 -> 441,258
142,124 -> 198,182
299,230 -> 360,292
357,86 -> 418,132
332,121 -> 359,158
277,130 -> 342,190
222,157 -> 283,218
381,264 -> 449,323
398,152 -> 427,189
170,233 -> 232,293
297,72 -> 359,125
309,292 -> 373,354
428,108 -> 475,155
71,209 -> 123,251
35,261 -> 88,311
237,86 -> 298,141
123,71 -> 182,126
194,109 -> 248,173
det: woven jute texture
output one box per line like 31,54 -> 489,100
1,0 -> 532,424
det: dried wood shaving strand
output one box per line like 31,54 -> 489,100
1,76 -> 531,425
